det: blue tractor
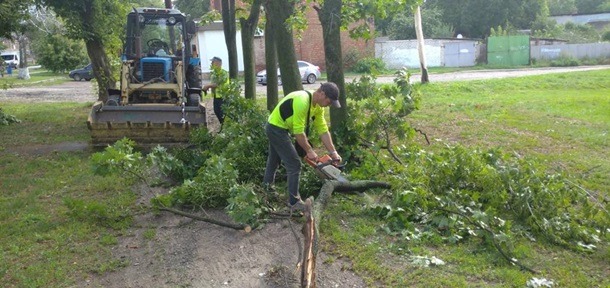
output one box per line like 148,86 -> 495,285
88,7 -> 206,145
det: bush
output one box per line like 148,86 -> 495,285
603,30 -> 610,42
550,56 -> 580,67
31,34 -> 88,73
0,107 -> 20,126
169,155 -> 238,208
351,57 -> 386,74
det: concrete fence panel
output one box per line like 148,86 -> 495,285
531,43 -> 610,60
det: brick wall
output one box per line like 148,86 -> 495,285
294,9 -> 374,71
254,8 -> 374,73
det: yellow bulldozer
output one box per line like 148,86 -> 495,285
87,7 -> 205,145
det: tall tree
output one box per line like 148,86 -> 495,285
548,0 -> 577,15
173,0 -> 211,19
266,0 -> 302,94
312,0 -> 421,131
0,0 -> 32,39
221,0 -> 239,79
239,0 -> 263,100
36,0 -> 127,102
315,0 -> 346,132
263,3 -> 279,111
427,0 -> 548,38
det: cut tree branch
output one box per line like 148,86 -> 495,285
300,180 -> 391,287
159,206 -> 251,233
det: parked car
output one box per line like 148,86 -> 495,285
257,60 -> 321,85
69,64 -> 93,81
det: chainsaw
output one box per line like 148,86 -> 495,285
304,154 -> 348,182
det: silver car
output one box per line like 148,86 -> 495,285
257,60 -> 321,85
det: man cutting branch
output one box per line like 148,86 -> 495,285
263,82 -> 343,211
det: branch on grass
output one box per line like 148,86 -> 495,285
159,206 -> 251,233
436,207 -> 537,274
414,127 -> 430,145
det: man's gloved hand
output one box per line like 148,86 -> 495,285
329,151 -> 342,164
306,149 -> 318,162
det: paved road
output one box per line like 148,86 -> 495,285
1,65 -> 608,103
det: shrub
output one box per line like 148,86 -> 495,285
0,107 -> 20,126
550,56 -> 580,67
169,155 -> 238,208
602,30 -> 610,42
351,57 -> 387,74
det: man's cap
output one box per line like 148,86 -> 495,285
210,56 -> 222,62
320,82 -> 341,108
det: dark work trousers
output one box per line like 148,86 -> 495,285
213,97 -> 224,124
263,123 -> 301,205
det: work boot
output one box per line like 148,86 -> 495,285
288,199 -> 306,212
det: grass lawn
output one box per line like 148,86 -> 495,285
0,69 -> 608,287
0,69 -> 70,88
322,69 -> 610,287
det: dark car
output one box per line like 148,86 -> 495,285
69,64 -> 93,81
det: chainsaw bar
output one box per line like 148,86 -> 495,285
305,155 -> 349,182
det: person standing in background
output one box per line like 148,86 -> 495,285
203,57 -> 228,125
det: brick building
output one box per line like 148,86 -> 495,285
291,8 -> 374,71
205,1 -> 373,73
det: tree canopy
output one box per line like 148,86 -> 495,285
173,0 -> 211,20
420,0 -> 548,38
0,0 -> 32,39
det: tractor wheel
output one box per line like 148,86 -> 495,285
187,64 -> 202,89
106,95 -> 120,106
187,93 -> 200,106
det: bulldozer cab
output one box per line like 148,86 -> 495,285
87,8 -> 206,146
125,8 -> 190,61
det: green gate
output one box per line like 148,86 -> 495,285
487,35 -> 530,66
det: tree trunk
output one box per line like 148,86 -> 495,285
221,0 -> 238,79
164,0 -> 172,9
316,0 -> 347,134
267,0 -> 301,94
240,0 -> 262,100
264,3 -> 279,111
301,180 -> 392,287
17,34 -> 30,80
85,39 -> 115,102
414,5 -> 429,83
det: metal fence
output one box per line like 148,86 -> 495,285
531,43 -> 610,60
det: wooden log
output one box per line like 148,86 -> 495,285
300,180 -> 391,287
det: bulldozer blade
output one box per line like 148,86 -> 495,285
87,101 -> 206,145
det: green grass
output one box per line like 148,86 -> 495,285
319,69 -> 610,287
0,103 -> 93,147
0,69 -> 70,88
409,69 -> 610,192
0,100 -> 135,286
0,68 -> 609,287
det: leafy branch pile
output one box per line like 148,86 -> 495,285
90,70 -> 608,267
366,146 -> 607,258
0,107 -> 21,126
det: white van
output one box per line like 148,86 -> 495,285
1,51 -> 19,68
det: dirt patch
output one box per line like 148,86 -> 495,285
1,141 -> 91,156
0,80 -> 99,102
81,187 -> 366,288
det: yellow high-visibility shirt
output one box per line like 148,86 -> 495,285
268,90 -> 328,135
